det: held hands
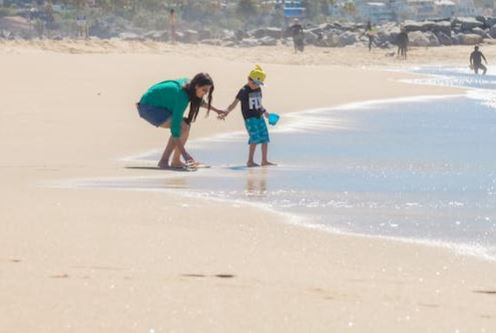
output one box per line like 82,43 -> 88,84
217,110 -> 229,120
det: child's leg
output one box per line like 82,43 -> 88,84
247,144 -> 259,167
261,144 -> 276,166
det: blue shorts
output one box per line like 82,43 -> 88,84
137,103 -> 172,127
245,117 -> 270,145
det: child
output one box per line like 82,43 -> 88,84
222,65 -> 276,167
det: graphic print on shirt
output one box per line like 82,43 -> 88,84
249,91 -> 262,110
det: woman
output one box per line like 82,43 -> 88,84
137,73 -> 224,170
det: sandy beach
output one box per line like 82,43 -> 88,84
1,41 -> 495,332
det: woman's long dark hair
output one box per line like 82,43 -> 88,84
183,73 -> 214,124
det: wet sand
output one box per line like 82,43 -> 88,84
0,42 -> 495,332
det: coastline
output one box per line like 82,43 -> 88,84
1,43 -> 495,332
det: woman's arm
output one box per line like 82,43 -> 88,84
201,100 -> 225,114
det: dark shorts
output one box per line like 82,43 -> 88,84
474,63 -> 487,72
137,103 -> 172,127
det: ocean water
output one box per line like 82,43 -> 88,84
59,67 -> 496,260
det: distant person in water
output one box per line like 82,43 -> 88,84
365,20 -> 375,51
397,28 -> 409,60
221,65 -> 276,167
470,45 -> 488,75
136,73 -> 225,170
169,9 -> 177,44
288,18 -> 305,53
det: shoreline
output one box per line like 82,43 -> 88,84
52,92 -> 494,263
2,45 -> 495,332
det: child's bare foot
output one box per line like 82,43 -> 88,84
261,161 -> 277,167
247,161 -> 260,168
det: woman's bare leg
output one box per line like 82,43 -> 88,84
171,122 -> 191,167
157,119 -> 174,168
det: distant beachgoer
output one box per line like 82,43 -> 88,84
169,9 -> 177,44
136,73 -> 225,170
288,18 -> 304,53
76,15 -> 88,39
221,65 -> 276,167
470,45 -> 488,75
397,29 -> 409,60
365,21 -> 375,51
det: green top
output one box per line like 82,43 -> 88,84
139,78 -> 190,138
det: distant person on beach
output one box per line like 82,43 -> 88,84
136,73 -> 225,170
470,45 -> 488,75
397,29 -> 409,60
288,18 -> 304,53
169,9 -> 177,44
76,15 -> 88,39
221,65 -> 276,167
365,21 -> 375,51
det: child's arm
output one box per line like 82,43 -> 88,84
220,99 -> 240,119
226,99 -> 240,114
260,104 -> 269,118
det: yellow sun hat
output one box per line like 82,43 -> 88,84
248,65 -> 266,86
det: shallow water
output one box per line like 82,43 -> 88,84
61,67 -> 496,260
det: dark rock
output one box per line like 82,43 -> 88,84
435,31 -> 452,45
250,27 -> 282,39
489,25 -> 496,38
454,17 -> 484,31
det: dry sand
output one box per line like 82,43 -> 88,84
0,41 -> 495,332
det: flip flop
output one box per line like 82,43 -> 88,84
169,165 -> 197,172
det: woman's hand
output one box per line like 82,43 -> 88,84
217,110 -> 228,120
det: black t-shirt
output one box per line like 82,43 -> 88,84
236,85 -> 265,120
289,24 -> 304,38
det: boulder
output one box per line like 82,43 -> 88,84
426,31 -> 440,46
436,31 -> 452,45
250,27 -> 282,39
338,31 -> 358,46
303,30 -> 319,44
408,31 -> 431,47
119,32 -> 145,41
454,17 -> 484,31
490,25 -> 496,38
143,30 -> 168,41
239,38 -> 260,47
471,27 -> 489,38
259,36 -> 277,46
200,38 -> 222,46
315,32 -> 340,47
431,21 -> 452,34
485,17 -> 496,28
182,29 -> 199,43
459,33 -> 483,45
221,41 -> 237,47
